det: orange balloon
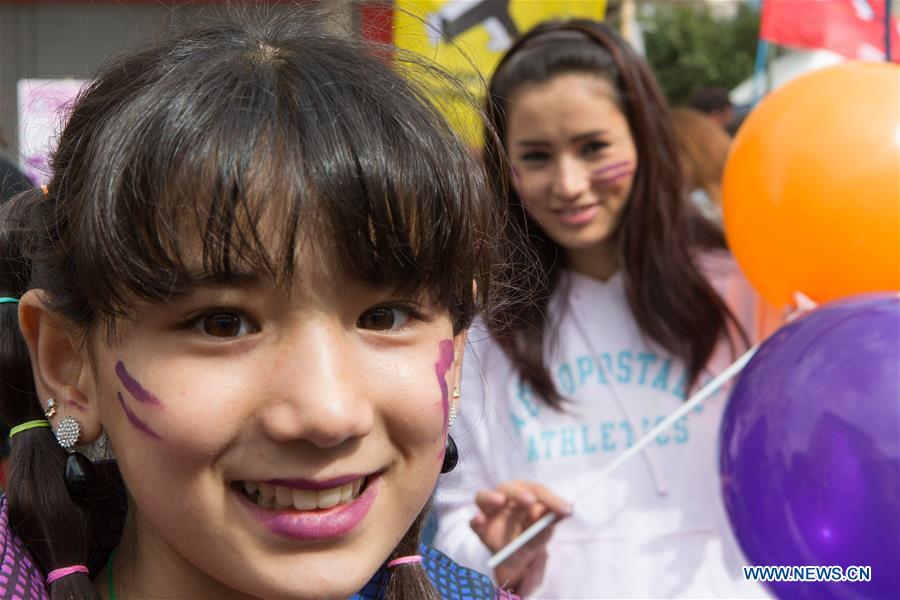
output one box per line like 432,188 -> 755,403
723,62 -> 900,308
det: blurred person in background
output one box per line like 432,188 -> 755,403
689,85 -> 735,132
671,107 -> 732,225
434,19 -> 770,599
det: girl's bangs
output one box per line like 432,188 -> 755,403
65,32 -> 484,323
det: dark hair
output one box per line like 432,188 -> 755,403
0,13 -> 502,600
689,85 -> 734,114
483,19 -> 747,408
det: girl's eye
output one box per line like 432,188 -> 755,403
357,306 -> 412,332
192,311 -> 258,338
520,151 -> 549,163
582,140 -> 609,157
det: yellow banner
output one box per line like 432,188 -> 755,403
394,0 -> 607,144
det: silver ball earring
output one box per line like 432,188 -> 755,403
54,416 -> 82,450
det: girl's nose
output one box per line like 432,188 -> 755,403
259,322 -> 374,448
551,155 -> 590,200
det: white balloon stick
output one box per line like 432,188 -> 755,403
487,344 -> 760,570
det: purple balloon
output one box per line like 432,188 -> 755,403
720,294 -> 899,599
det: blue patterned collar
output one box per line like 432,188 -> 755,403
351,545 -> 515,599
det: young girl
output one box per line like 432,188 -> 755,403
434,20 -> 769,598
0,14 -> 518,600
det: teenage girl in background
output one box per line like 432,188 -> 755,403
435,19 -> 769,599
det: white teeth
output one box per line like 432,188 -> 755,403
244,477 -> 367,510
258,483 -> 275,501
292,489 -> 318,510
339,483 -> 353,503
317,486 -> 342,509
275,485 -> 293,508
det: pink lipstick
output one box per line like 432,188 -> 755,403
555,204 -> 601,227
240,475 -> 379,541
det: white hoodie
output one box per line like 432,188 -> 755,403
434,251 -> 770,599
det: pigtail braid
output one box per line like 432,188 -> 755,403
384,509 -> 439,600
1,191 -> 100,599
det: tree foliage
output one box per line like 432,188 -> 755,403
639,2 -> 760,106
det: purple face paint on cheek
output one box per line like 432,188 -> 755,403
434,339 -> 455,446
115,361 -> 164,407
116,392 -> 162,440
596,171 -> 633,186
590,160 -> 634,185
590,159 -> 631,177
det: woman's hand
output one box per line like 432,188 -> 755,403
785,291 -> 817,321
469,480 -> 571,596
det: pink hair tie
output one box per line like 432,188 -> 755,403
46,565 -> 89,584
387,555 -> 422,568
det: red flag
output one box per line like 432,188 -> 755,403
761,0 -> 900,62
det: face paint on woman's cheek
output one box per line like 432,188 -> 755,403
434,339 -> 455,456
591,159 -> 634,186
114,361 -> 164,440
116,361 -> 164,406
116,392 -> 163,439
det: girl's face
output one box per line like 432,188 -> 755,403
505,74 -> 638,271
79,250 -> 465,598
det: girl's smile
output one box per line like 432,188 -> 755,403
553,202 -> 603,227
238,474 -> 380,541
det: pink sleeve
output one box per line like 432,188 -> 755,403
697,250 -> 782,344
